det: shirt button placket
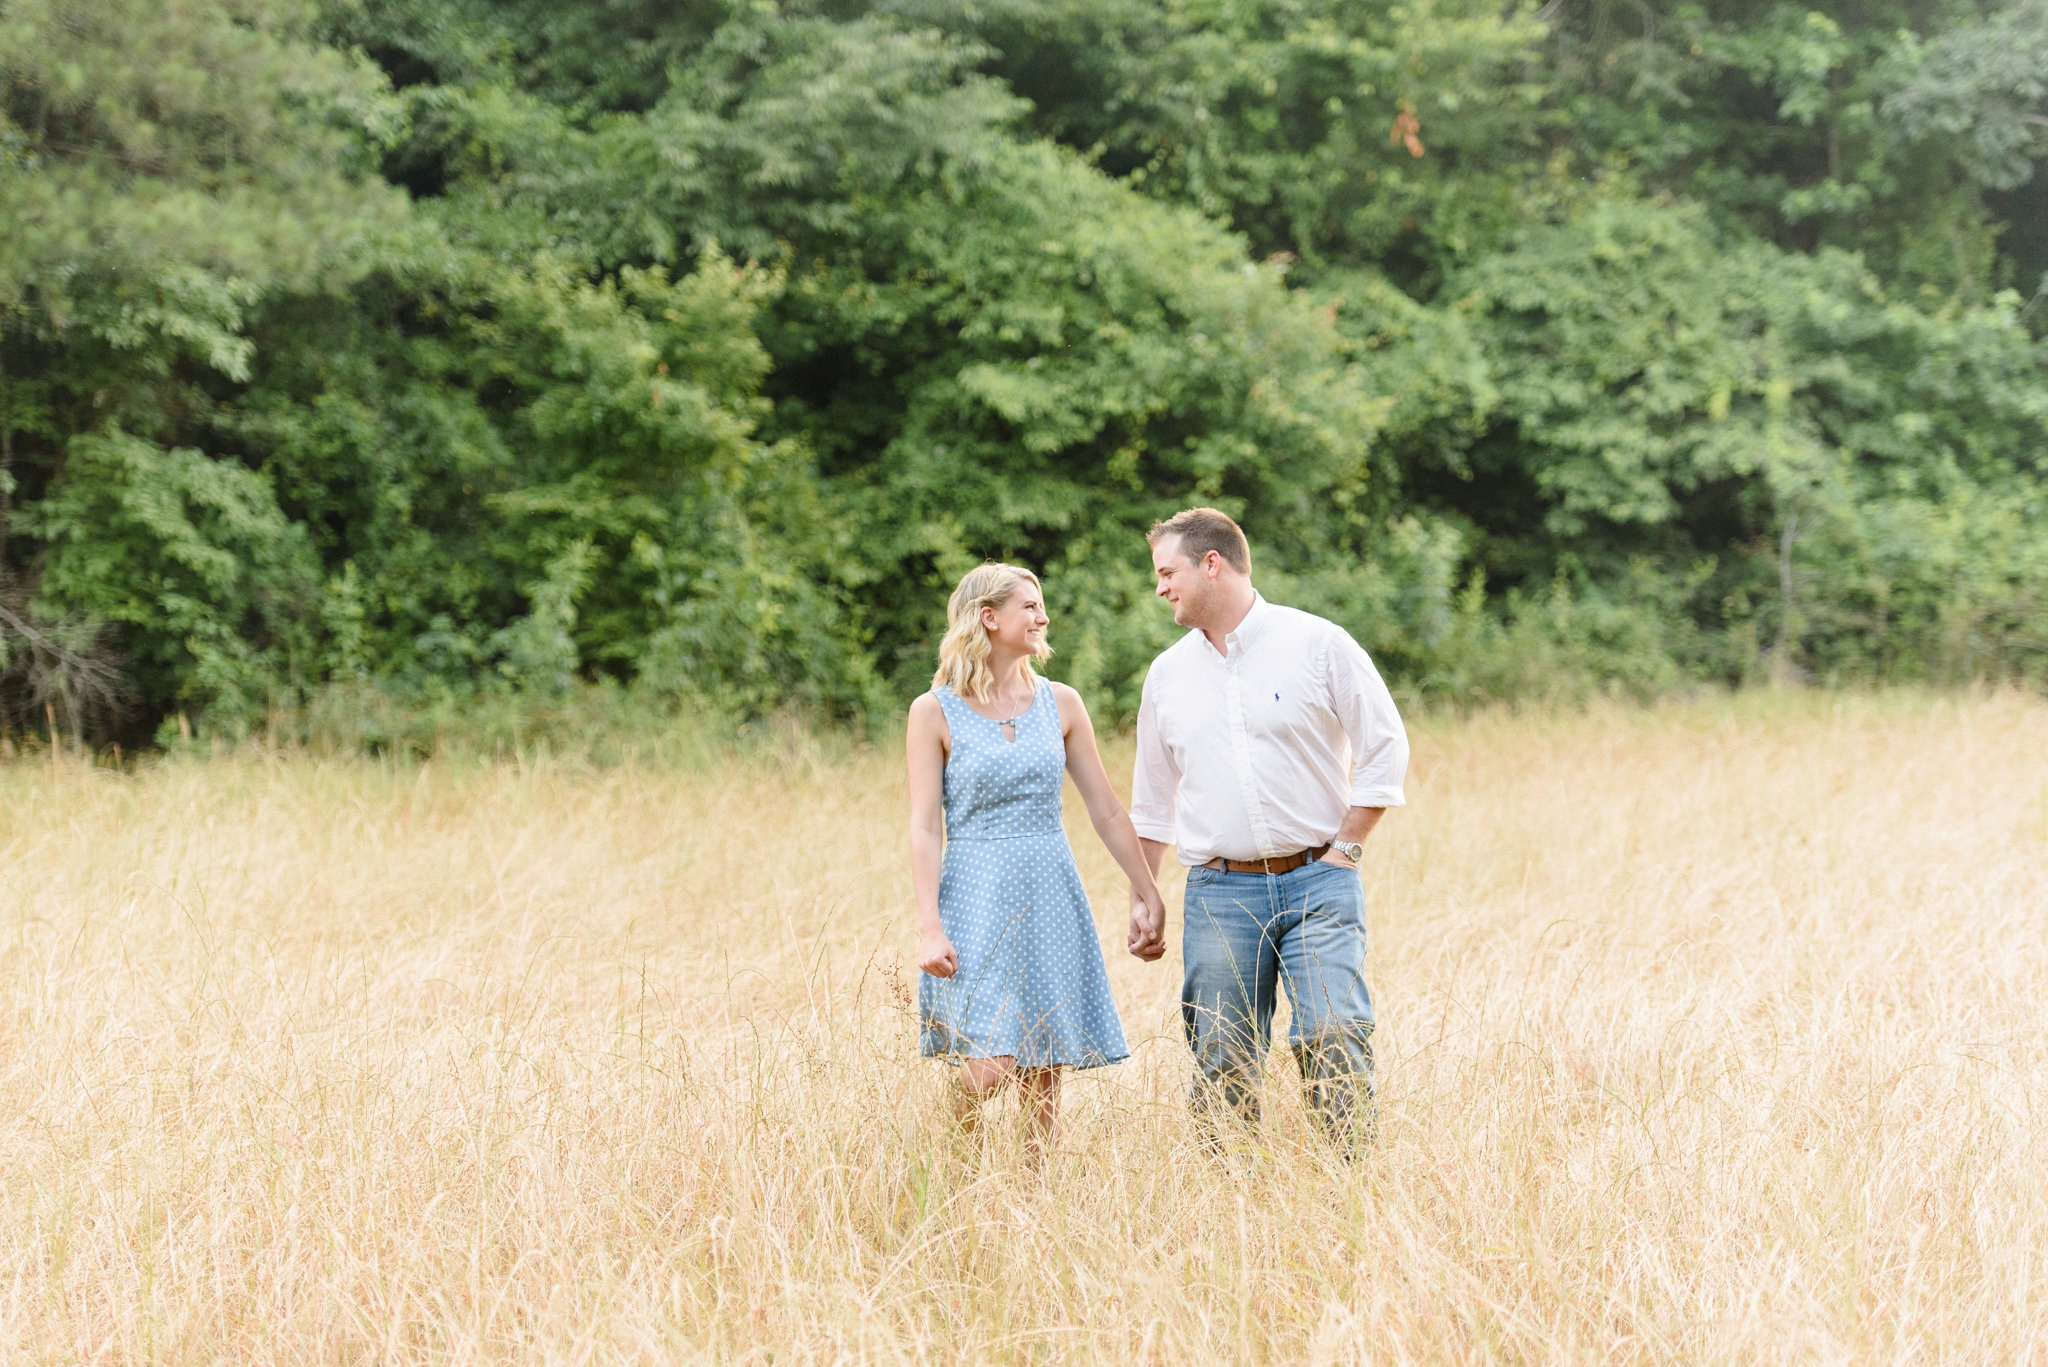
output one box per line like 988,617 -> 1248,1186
1224,643 -> 1273,860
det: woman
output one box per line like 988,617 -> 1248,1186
906,563 -> 1169,1157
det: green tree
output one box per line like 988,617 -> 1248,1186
2,0 -> 2044,745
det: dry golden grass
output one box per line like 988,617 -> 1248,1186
2,691 -> 2045,1363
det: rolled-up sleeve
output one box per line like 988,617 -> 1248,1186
1129,670 -> 1180,842
1326,630 -> 1409,808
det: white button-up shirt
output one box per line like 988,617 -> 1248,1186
1131,595 -> 1408,867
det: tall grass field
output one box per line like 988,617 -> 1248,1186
2,692 -> 2044,1363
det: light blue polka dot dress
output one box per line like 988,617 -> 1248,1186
921,679 -> 1129,1070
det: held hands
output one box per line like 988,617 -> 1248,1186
918,930 -> 959,979
1127,885 -> 1168,962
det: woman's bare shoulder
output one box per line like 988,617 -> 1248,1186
1047,680 -> 1092,719
906,691 -> 949,737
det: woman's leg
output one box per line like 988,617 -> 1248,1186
955,1055 -> 1016,1133
951,1058 -> 1060,1162
1017,1066 -> 1062,1163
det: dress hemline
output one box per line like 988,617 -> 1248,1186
920,1040 -> 1132,1072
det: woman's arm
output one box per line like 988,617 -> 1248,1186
905,694 -> 957,978
1053,684 -> 1168,961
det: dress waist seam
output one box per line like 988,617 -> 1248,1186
945,829 -> 1065,843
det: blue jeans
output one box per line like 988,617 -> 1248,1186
1181,858 -> 1377,1143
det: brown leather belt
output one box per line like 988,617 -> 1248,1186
1202,844 -> 1329,875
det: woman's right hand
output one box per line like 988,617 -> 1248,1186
919,931 -> 959,979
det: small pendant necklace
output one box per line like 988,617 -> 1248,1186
993,688 -> 1030,738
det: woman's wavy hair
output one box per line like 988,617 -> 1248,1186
932,562 -> 1051,702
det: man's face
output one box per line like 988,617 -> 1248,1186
1151,537 -> 1213,627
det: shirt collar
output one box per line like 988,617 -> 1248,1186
1201,592 -> 1270,657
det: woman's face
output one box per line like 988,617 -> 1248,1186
981,579 -> 1049,656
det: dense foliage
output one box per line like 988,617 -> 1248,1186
3,0 -> 2044,744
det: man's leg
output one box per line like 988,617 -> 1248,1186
1276,861 -> 1378,1148
1179,868 -> 1279,1133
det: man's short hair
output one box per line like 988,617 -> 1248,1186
1147,507 -> 1250,574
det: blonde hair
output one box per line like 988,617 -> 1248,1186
932,562 -> 1052,702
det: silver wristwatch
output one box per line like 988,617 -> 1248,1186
1329,839 -> 1365,864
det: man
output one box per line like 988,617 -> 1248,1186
1125,507 -> 1408,1147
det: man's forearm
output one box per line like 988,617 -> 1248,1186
1138,837 -> 1170,878
1334,806 -> 1386,846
